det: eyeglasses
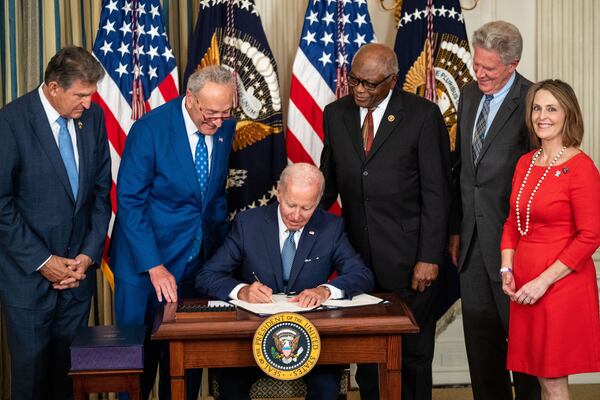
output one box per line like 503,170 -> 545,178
191,95 -> 234,122
348,74 -> 395,91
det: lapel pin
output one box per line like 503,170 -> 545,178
387,115 -> 395,122
308,230 -> 315,235
218,137 -> 224,142
562,167 -> 569,174
555,170 -> 561,177
77,121 -> 83,129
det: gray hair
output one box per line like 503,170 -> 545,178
187,65 -> 234,94
44,46 -> 105,89
278,163 -> 325,199
472,21 -> 523,65
352,43 -> 399,76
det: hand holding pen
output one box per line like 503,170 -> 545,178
238,272 -> 273,303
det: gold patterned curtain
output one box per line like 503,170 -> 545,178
0,1 -> 202,398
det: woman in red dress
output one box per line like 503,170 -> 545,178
501,79 -> 600,399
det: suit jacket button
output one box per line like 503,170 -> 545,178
363,226 -> 368,231
362,171 -> 368,176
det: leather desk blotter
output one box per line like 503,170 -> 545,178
70,325 -> 145,371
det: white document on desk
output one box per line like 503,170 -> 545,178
230,293 -> 384,316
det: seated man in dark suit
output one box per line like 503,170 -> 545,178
195,162 -> 374,400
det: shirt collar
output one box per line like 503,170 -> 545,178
38,84 -> 62,126
181,96 -> 199,138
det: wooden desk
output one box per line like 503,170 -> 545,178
152,293 -> 418,400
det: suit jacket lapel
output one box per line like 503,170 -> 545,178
170,99 -> 203,206
462,89 -> 482,173
203,129 -> 225,212
477,74 -> 523,164
342,103 -> 365,163
287,217 -> 318,290
367,89 -> 404,161
74,117 -> 88,210
28,94 -> 76,203
263,204 -> 285,292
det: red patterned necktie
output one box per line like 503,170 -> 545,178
362,108 -> 374,155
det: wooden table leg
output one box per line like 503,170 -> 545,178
170,341 -> 186,400
380,335 -> 402,400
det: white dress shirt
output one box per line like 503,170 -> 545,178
359,89 -> 393,138
38,85 -> 80,169
181,98 -> 213,172
37,85 -> 82,270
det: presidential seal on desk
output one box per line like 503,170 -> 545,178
253,312 -> 321,380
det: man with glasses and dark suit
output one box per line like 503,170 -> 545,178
110,65 -> 235,400
320,43 -> 451,400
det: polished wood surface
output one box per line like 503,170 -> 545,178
152,293 -> 418,400
69,369 -> 142,400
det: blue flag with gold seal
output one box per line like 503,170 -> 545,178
184,0 -> 286,219
394,0 -> 474,152
394,0 -> 475,321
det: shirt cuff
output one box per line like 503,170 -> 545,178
321,284 -> 343,299
36,255 -> 53,271
229,283 -> 248,300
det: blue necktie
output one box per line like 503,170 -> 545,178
189,132 -> 209,261
56,117 -> 79,198
472,94 -> 494,164
281,230 -> 297,284
194,132 -> 209,200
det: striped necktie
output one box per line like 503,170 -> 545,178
472,94 -> 494,164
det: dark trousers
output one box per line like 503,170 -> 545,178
115,262 -> 202,400
460,234 -> 540,400
356,280 -> 439,400
216,366 -> 342,400
3,290 -> 91,400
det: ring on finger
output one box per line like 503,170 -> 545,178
425,281 -> 431,287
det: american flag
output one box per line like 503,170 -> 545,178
286,0 -> 375,166
91,0 -> 179,288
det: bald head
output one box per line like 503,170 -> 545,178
351,43 -> 399,77
276,163 -> 325,231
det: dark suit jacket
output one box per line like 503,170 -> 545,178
0,89 -> 112,309
111,96 -> 234,289
195,203 -> 374,300
453,73 -> 532,278
320,88 -> 450,292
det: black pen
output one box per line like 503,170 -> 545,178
252,271 -> 262,283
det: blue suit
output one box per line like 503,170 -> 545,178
0,89 -> 112,400
195,203 -> 374,400
110,96 -> 234,399
197,203 -> 373,299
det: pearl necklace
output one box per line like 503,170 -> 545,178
515,146 -> 566,236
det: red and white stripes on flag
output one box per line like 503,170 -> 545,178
92,0 -> 179,288
286,0 -> 375,166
